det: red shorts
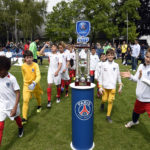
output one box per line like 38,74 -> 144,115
90,70 -> 95,76
134,99 -> 150,117
69,70 -> 75,78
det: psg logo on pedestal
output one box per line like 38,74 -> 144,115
75,100 -> 93,120
76,21 -> 91,37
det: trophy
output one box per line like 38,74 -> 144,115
75,45 -> 91,86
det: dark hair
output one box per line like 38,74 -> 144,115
23,50 -> 33,58
58,41 -> 66,48
106,49 -> 115,55
0,56 -> 11,71
91,47 -> 96,50
100,53 -> 105,57
34,37 -> 40,41
51,44 -> 58,48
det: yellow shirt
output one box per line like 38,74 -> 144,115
21,62 -> 41,86
121,44 -> 127,53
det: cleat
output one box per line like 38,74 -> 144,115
100,103 -> 104,111
47,101 -> 51,108
37,106 -> 42,113
22,118 -> 27,125
18,127 -> 24,138
106,116 -> 112,123
125,121 -> 139,128
56,98 -> 60,103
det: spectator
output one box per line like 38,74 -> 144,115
121,41 -> 128,64
29,37 -> 40,63
130,40 -> 141,71
5,49 -> 12,59
139,43 -> 147,64
0,46 -> 5,56
103,42 -> 111,54
116,44 -> 121,59
96,43 -> 104,58
23,41 -> 30,55
125,46 -> 131,66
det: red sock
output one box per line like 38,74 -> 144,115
57,86 -> 61,98
0,121 -> 4,145
65,81 -> 69,92
61,79 -> 65,88
15,116 -> 23,128
47,88 -> 52,102
69,78 -> 72,84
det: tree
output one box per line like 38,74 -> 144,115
116,0 -> 141,42
137,0 -> 150,36
19,0 -> 47,40
46,0 -> 119,42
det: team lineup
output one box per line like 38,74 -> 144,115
0,41 -> 150,147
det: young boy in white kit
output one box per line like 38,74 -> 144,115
95,53 -> 106,97
0,56 -> 23,146
98,49 -> 122,123
58,43 -> 70,97
40,44 -> 62,107
121,48 -> 150,128
90,47 -> 99,83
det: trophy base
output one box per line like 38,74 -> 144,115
75,81 -> 91,86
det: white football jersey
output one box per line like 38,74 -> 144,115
45,52 -> 62,74
90,54 -> 99,71
98,60 -> 122,89
0,73 -> 20,110
60,52 -> 70,72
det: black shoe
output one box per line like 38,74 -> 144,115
22,118 -> 27,125
100,103 -> 104,111
18,127 -> 24,137
106,116 -> 112,123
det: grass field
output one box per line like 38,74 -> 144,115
1,59 -> 150,150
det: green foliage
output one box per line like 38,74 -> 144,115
0,0 -> 47,42
46,0 -> 141,42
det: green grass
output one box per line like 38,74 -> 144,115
1,59 -> 150,150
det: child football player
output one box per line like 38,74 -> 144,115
121,48 -> 150,128
21,51 -> 43,124
59,43 -> 70,97
95,53 -> 106,97
40,44 -> 62,106
68,45 -> 76,83
90,47 -> 100,83
98,49 -> 122,123
0,56 -> 23,146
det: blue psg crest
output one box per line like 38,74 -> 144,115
6,82 -> 10,87
32,68 -> 34,72
76,21 -> 91,37
147,71 -> 150,76
113,67 -> 116,71
75,100 -> 93,120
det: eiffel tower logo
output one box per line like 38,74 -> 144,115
80,105 -> 90,116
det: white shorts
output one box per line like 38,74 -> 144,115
0,106 -> 20,122
61,69 -> 70,80
47,72 -> 61,85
